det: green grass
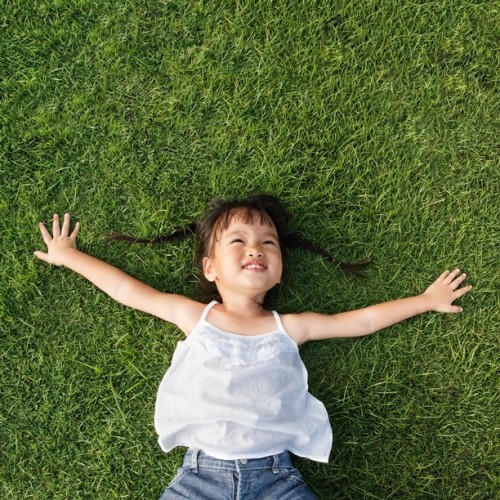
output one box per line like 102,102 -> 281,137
1,0 -> 498,498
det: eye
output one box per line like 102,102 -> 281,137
263,240 -> 276,245
231,238 -> 244,244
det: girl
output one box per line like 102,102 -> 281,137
34,194 -> 472,499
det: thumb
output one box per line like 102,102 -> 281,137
445,305 -> 463,314
34,251 -> 51,263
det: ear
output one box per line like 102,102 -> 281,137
202,256 -> 216,282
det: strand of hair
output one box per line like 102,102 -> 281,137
107,223 -> 197,245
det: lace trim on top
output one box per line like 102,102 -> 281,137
183,301 -> 298,366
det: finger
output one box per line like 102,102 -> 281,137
70,221 -> 80,240
61,213 -> 71,237
444,268 -> 460,285
454,284 -> 473,299
33,250 -> 50,263
436,270 -> 450,283
448,305 -> 464,313
52,214 -> 61,238
450,272 -> 467,289
38,222 -> 53,245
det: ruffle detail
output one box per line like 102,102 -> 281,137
185,322 -> 298,366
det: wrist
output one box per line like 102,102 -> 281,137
419,291 -> 436,313
56,247 -> 80,267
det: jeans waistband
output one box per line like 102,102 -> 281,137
183,449 -> 294,474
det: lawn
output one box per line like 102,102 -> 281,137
1,0 -> 498,498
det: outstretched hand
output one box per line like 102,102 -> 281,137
423,269 -> 473,313
34,213 -> 80,266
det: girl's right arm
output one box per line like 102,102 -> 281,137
34,213 -> 202,333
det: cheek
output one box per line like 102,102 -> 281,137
275,256 -> 283,276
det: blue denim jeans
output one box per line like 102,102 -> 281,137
160,449 -> 318,499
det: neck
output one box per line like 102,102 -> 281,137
217,292 -> 268,316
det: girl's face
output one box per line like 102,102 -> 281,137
202,213 -> 283,300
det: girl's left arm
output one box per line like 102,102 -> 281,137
291,269 -> 472,344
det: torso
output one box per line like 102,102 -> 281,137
154,300 -> 333,462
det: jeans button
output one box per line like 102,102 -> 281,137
240,459 -> 248,464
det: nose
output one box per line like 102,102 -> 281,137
247,245 -> 263,257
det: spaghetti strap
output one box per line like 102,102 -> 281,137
200,301 -> 219,322
271,310 -> 286,333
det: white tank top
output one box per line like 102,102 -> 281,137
154,301 -> 332,463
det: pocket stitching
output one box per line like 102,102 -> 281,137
280,468 -> 307,485
167,467 -> 190,488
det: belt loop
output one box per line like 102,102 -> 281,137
190,448 -> 200,474
272,453 -> 280,474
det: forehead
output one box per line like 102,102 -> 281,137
215,208 -> 277,235
222,218 -> 278,237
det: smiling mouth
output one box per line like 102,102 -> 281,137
242,264 -> 267,271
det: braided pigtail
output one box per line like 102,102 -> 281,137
107,195 -> 369,294
107,223 -> 197,245
285,232 -> 370,277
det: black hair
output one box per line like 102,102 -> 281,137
108,194 -> 370,302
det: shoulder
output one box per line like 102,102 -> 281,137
147,293 -> 208,335
172,298 -> 209,336
279,311 -> 319,346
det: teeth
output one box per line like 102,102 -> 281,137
244,264 -> 265,270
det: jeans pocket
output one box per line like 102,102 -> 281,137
160,467 -> 191,499
166,466 -> 190,489
280,467 -> 307,485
